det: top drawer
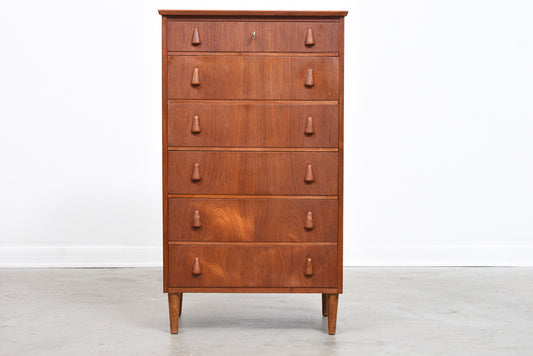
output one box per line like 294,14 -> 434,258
167,20 -> 339,53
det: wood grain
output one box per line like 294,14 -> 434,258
168,56 -> 339,100
169,197 -> 337,242
167,151 -> 338,195
167,21 -> 339,53
168,102 -> 338,148
169,244 -> 337,288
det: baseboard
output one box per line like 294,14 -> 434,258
0,246 -> 163,267
343,245 -> 533,266
1,245 -> 532,267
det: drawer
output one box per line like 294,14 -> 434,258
168,102 -> 338,148
169,244 -> 337,288
169,198 -> 337,242
167,21 -> 338,53
167,151 -> 338,195
167,56 -> 339,100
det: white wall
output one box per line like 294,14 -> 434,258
1,0 -> 532,266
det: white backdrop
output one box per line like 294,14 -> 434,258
1,0 -> 532,266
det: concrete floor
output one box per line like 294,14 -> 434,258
1,268 -> 532,356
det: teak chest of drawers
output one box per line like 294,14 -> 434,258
159,10 -> 347,335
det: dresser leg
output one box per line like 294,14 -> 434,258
322,294 -> 328,316
168,293 -> 181,334
327,294 -> 338,335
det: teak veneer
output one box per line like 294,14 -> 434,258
160,9 -> 347,335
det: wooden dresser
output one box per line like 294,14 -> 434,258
159,10 -> 347,335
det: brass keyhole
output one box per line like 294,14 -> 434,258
251,31 -> 256,40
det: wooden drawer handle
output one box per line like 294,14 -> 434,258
305,69 -> 314,87
304,258 -> 314,277
191,68 -> 200,86
304,164 -> 314,183
191,163 -> 201,181
191,28 -> 201,45
192,210 -> 202,228
305,211 -> 314,230
191,115 -> 201,133
304,116 -> 314,135
305,28 -> 315,46
192,257 -> 202,276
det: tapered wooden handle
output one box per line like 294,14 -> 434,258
192,210 -> 202,228
192,257 -> 202,275
305,28 -> 315,46
305,69 -> 314,87
304,164 -> 314,183
191,28 -> 201,45
304,258 -> 314,277
305,211 -> 314,230
191,163 -> 201,181
191,68 -> 200,86
304,116 -> 315,135
191,115 -> 201,133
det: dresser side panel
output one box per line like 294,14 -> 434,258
337,17 -> 345,294
162,16 -> 169,292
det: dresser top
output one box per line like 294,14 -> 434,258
158,10 -> 347,17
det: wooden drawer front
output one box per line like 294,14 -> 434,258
167,151 -> 338,195
169,244 -> 337,288
168,56 -> 339,100
167,21 -> 338,53
169,198 -> 337,242
168,102 -> 338,148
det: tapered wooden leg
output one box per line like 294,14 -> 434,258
327,294 -> 338,335
322,294 -> 328,316
168,293 -> 181,334
179,293 -> 183,317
